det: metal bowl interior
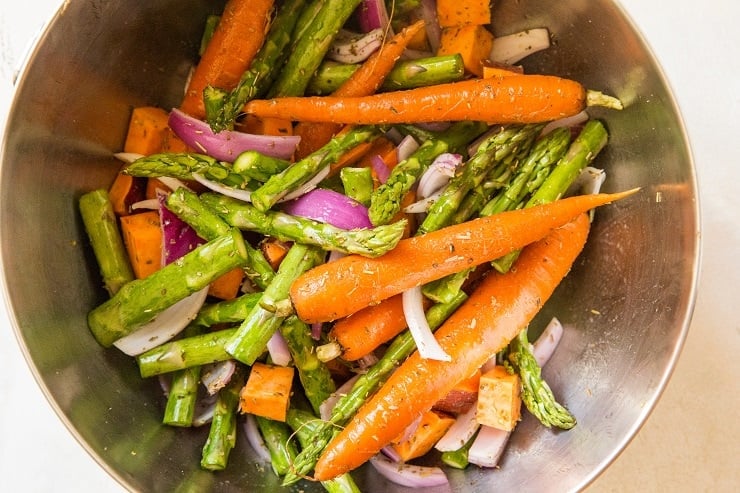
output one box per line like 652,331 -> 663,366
0,0 -> 698,492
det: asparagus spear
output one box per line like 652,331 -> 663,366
255,415 -> 300,476
192,292 -> 262,327
306,54 -> 466,95
491,119 -> 609,273
231,151 -> 291,183
165,187 -> 275,290
201,367 -> 246,470
339,166 -> 374,206
422,126 -> 571,303
204,0 -> 308,132
440,431 -> 478,469
123,153 -> 250,189
416,124 -> 542,235
282,291 -> 468,485
163,324 -> 203,427
78,189 -> 135,296
249,125 -> 382,212
506,328 -> 576,429
280,315 -> 336,415
286,408 -> 361,493
88,229 -> 248,347
200,192 -> 407,258
267,0 -> 363,98
137,328 -> 236,378
368,120 -> 488,226
225,243 -> 325,365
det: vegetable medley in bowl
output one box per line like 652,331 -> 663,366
0,0 -> 698,492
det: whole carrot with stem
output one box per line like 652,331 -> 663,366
290,188 -> 638,323
293,20 -> 426,159
245,75 -> 623,125
313,213 -> 593,480
180,0 -> 275,119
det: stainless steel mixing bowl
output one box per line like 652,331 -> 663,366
0,0 -> 698,491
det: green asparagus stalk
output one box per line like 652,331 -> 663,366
78,189 -> 135,296
285,408 -> 361,493
249,125 -> 382,212
306,54 -> 466,95
88,229 -> 248,347
200,192 -> 407,258
255,415 -> 300,476
267,0 -> 363,98
198,14 -> 220,56
163,324 -> 203,427
416,124 -> 542,235
282,291 -> 468,485
368,120 -> 488,226
422,127 -> 571,303
204,0 -> 308,132
201,367 -> 246,470
192,292 -> 262,327
225,243 -> 324,365
339,166 -> 374,206
491,120 -> 609,273
137,328 -> 236,378
506,328 -> 576,429
231,151 -> 291,183
165,187 -> 275,289
280,315 -> 336,415
123,153 -> 250,189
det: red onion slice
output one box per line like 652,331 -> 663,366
369,454 -> 449,488
279,188 -> 373,230
489,28 -> 551,65
328,28 -> 385,64
532,317 -> 564,366
396,134 -> 420,162
467,425 -> 511,468
158,191 -> 207,265
417,153 -> 462,199
191,173 -> 253,202
419,0 -> 442,52
402,286 -> 451,361
113,287 -> 209,356
278,165 -> 332,203
434,404 -> 479,452
193,392 -> 219,427
319,374 -> 361,421
243,413 -> 273,462
541,110 -> 589,136
370,155 -> 391,184
168,108 -> 300,161
266,331 -> 292,367
201,360 -> 237,395
357,0 -> 392,33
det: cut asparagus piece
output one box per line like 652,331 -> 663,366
137,328 -> 236,378
201,367 -> 245,470
88,229 -> 248,347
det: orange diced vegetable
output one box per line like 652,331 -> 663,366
160,126 -> 190,153
476,365 -> 521,431
391,410 -> 456,461
239,362 -> 295,422
119,210 -> 162,279
145,178 -> 171,200
482,63 -> 524,79
260,238 -> 292,270
123,106 -> 170,155
208,267 -> 245,300
438,24 -> 494,77
108,172 -> 146,216
436,0 -> 492,27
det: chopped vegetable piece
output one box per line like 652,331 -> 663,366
436,0 -> 492,27
437,24 -> 494,77
476,365 -> 522,431
239,362 -> 295,422
119,210 -> 162,279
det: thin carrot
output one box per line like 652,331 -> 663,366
290,189 -> 638,323
313,213 -> 592,480
245,74 -> 589,125
292,20 -> 426,158
179,0 -> 274,119
329,294 -> 427,361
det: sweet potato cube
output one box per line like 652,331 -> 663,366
436,0 -> 492,28
476,365 -> 521,431
208,267 -> 245,300
123,106 -> 170,155
119,211 -> 162,279
239,362 -> 295,422
437,24 -> 494,77
391,410 -> 456,462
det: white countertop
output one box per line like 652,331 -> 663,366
0,1 -> 738,491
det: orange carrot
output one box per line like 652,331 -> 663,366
292,20 -> 426,158
179,0 -> 274,119
208,267 -> 245,300
238,362 -> 294,422
290,189 -> 638,323
260,237 -> 292,270
245,74 -> 587,125
119,211 -> 162,279
313,213 -> 592,480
